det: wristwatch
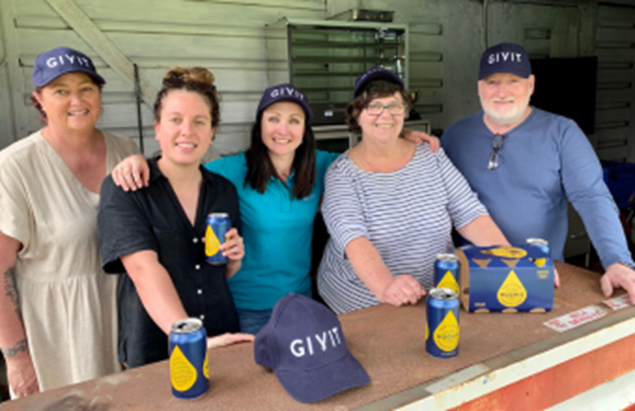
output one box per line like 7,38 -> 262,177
618,261 -> 635,271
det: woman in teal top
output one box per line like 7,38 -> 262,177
113,83 -> 436,334
205,84 -> 338,333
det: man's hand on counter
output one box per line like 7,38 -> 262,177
600,262 -> 635,305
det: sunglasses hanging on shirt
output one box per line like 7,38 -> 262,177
488,134 -> 507,170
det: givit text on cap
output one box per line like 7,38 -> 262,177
353,66 -> 404,97
33,46 -> 105,88
254,294 -> 370,403
257,83 -> 313,119
479,42 -> 532,80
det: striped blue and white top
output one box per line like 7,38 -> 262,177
317,144 -> 488,314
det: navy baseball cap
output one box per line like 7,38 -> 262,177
33,47 -> 105,87
257,83 -> 312,119
479,42 -> 532,80
254,294 -> 370,403
353,67 -> 404,97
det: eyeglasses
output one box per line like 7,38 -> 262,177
364,102 -> 406,116
488,134 -> 507,170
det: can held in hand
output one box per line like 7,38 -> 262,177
205,213 -> 230,265
426,288 -> 460,359
169,318 -> 209,399
526,238 -> 550,256
434,253 -> 460,295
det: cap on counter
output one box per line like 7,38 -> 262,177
254,294 -> 370,403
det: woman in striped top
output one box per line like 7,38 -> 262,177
317,67 -> 510,315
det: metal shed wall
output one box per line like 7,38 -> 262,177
0,0 -> 326,155
0,0 -> 634,161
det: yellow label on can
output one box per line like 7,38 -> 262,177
205,225 -> 221,257
481,247 -> 527,259
497,270 -> 528,307
437,271 -> 460,294
433,311 -> 459,352
203,351 -> 209,380
170,345 -> 198,392
533,258 -> 547,268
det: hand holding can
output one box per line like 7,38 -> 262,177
219,228 -> 244,261
205,213 -> 231,265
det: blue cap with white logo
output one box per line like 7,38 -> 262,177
33,47 -> 105,87
353,67 -> 404,97
257,83 -> 312,119
479,42 -> 532,80
254,294 -> 370,403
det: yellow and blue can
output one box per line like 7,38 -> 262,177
205,213 -> 230,265
434,253 -> 460,295
426,288 -> 460,359
526,238 -> 550,256
169,318 -> 209,399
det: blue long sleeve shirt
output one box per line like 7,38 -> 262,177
442,108 -> 633,268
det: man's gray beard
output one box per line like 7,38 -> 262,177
481,97 -> 531,127
484,109 -> 526,126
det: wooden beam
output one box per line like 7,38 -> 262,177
45,0 -> 158,107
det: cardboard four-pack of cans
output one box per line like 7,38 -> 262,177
455,245 -> 554,313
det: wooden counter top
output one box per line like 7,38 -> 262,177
4,262 -> 634,410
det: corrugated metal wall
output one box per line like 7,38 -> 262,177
596,3 -> 635,161
328,0 -> 484,134
0,0 -> 326,155
0,0 -> 634,160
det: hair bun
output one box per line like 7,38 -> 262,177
163,67 -> 215,86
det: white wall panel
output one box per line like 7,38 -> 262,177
0,3 -> 15,147
1,0 -> 635,159
329,0 -> 484,133
1,0 -> 327,154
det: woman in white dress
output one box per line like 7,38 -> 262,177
0,47 -> 140,397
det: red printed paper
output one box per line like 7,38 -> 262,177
602,294 -> 632,311
544,306 -> 607,332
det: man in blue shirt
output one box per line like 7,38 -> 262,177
442,42 -> 635,304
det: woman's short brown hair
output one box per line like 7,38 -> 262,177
345,80 -> 413,134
